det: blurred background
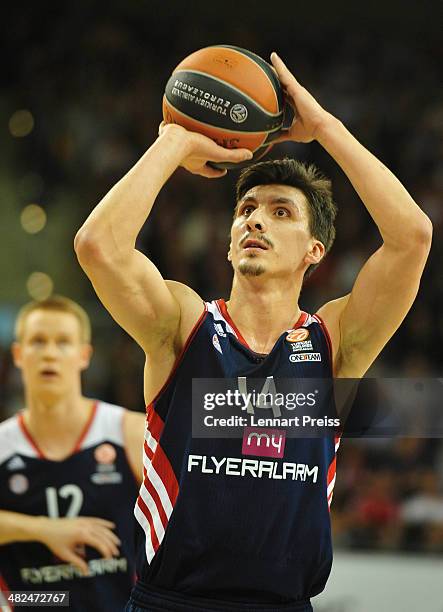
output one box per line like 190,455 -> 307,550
1,1 -> 442,609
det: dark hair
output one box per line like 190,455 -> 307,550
235,158 -> 337,277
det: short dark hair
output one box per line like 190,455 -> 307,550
235,158 -> 337,277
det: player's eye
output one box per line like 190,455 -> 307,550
275,208 -> 290,217
241,205 -> 255,216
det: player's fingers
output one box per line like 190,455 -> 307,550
270,52 -> 300,87
82,517 -> 116,529
201,165 -> 228,179
95,526 -> 121,547
210,147 -> 252,164
62,550 -> 89,576
84,533 -> 116,558
158,121 -> 167,136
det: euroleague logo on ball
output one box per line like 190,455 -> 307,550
230,104 -> 248,124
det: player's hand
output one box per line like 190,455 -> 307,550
270,52 -> 334,143
37,516 -> 121,576
158,122 -> 253,178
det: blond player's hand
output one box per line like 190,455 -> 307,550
37,516 -> 121,576
270,52 -> 334,143
158,122 -> 253,178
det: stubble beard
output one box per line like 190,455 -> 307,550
238,262 -> 266,277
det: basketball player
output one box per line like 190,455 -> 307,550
0,296 -> 145,611
74,53 -> 432,611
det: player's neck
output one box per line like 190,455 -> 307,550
227,275 -> 302,354
22,394 -> 94,459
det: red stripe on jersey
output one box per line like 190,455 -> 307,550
136,496 -> 160,551
143,474 -> 168,530
327,456 -> 336,487
144,440 -> 154,462
151,443 -> 179,505
147,404 -> 164,443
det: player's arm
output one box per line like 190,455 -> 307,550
0,510 -> 120,575
271,53 -> 432,377
122,410 -> 145,484
74,124 -> 252,354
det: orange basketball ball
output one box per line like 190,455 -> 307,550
163,45 -> 287,169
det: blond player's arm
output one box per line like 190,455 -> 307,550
0,510 -> 121,575
75,125 -> 252,354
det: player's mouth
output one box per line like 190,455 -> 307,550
242,239 -> 269,251
39,368 -> 60,379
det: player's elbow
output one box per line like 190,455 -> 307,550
411,213 -> 433,253
74,227 -> 111,270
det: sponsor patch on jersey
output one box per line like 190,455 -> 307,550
94,443 -> 117,465
91,472 -> 123,485
212,333 -> 223,354
214,323 -> 226,337
6,455 -> 26,471
242,427 -> 286,458
289,352 -> 322,363
286,329 -> 309,343
291,340 -> 313,352
9,473 -> 29,494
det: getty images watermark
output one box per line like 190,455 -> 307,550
192,377 -> 443,439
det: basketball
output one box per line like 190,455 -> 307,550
162,45 -> 288,170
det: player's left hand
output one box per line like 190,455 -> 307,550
270,52 -> 334,143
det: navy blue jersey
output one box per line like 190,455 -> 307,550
0,401 -> 139,612
133,300 -> 340,609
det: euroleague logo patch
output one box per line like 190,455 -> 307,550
230,104 -> 248,123
286,329 -> 309,343
94,443 -> 116,465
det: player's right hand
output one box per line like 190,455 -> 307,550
37,516 -> 121,576
158,122 -> 253,178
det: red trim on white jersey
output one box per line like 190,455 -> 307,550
18,401 -> 98,460
0,574 -> 12,611
135,404 -> 179,565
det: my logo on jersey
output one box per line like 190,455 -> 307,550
212,333 -> 223,354
9,474 -> 29,494
242,427 -> 286,458
289,352 -> 322,363
213,323 -> 226,337
6,455 -> 26,471
286,329 -> 309,343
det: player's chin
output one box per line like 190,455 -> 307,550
237,261 -> 267,277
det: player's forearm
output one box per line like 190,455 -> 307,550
75,129 -> 190,262
0,510 -> 47,545
316,117 -> 432,248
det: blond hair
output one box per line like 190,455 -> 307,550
15,295 -> 91,343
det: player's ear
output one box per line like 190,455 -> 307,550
11,342 -> 22,369
227,241 -> 232,262
80,344 -> 93,371
304,239 -> 325,267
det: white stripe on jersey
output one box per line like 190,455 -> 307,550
206,301 -> 238,338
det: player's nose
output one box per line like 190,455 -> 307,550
245,207 -> 267,233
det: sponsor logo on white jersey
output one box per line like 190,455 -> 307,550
214,323 -> 226,337
289,352 -> 322,363
6,455 -> 26,471
9,474 -> 29,494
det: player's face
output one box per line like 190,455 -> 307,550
229,184 -> 324,278
12,310 -> 92,400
